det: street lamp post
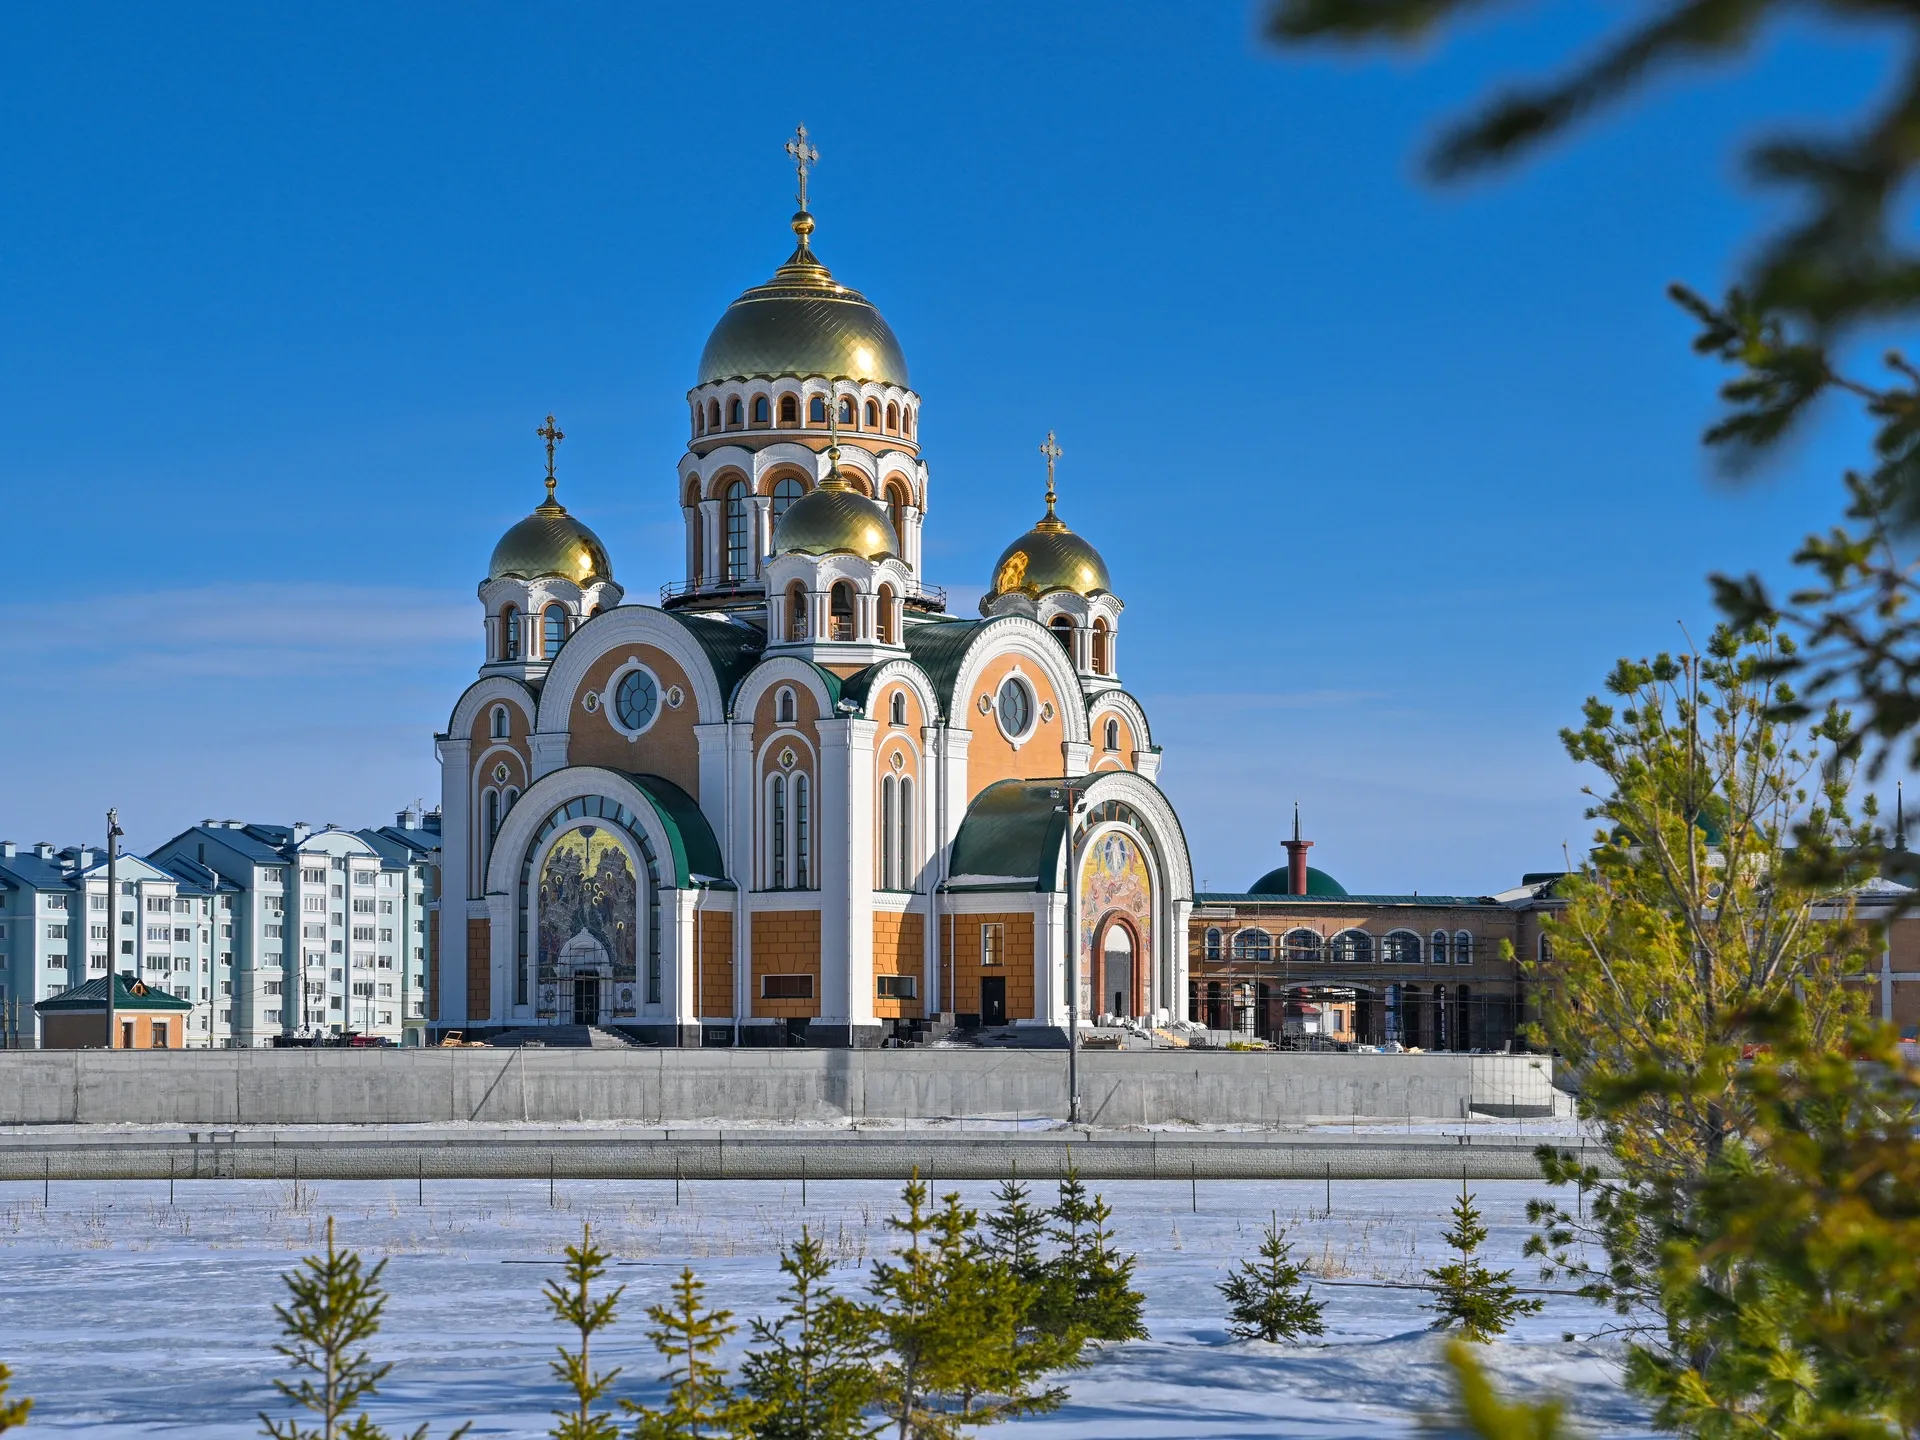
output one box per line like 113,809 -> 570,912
104,808 -> 123,1047
1058,792 -> 1090,1126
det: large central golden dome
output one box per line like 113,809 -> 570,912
697,213 -> 909,389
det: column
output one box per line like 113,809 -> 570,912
818,717 -> 877,1043
434,736 -> 471,1026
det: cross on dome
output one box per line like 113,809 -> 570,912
1039,430 -> 1062,514
786,124 -> 819,213
537,413 -> 565,504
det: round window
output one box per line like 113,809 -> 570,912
996,677 -> 1034,737
615,669 -> 659,732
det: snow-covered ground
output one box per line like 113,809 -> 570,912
0,1177 -> 1651,1438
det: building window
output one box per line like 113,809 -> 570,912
981,923 -> 1004,967
779,394 -> 799,425
751,395 -> 770,425
885,482 -> 907,543
1092,618 -> 1112,675
808,395 -> 827,423
1537,933 -> 1553,964
1050,615 -> 1074,656
828,582 -> 855,641
615,668 -> 660,733
1382,930 -> 1422,964
727,397 -> 743,427
876,585 -> 897,645
762,974 -> 812,1000
903,406 -> 914,436
877,974 -> 917,1000
996,676 -> 1034,739
794,775 -> 811,888
772,476 -> 804,528
708,399 -> 721,430
1104,718 -> 1120,752
785,584 -> 808,642
1284,928 -> 1322,963
776,686 -> 797,724
1430,930 -> 1450,965
840,396 -> 856,425
769,775 -> 787,889
885,402 -> 899,431
1329,929 -> 1375,965
501,606 -> 520,660
542,605 -> 567,656
880,775 -> 898,890
1203,927 -> 1222,961
1456,930 -> 1474,966
724,482 -> 750,580
1230,928 -> 1272,962
897,776 -> 913,889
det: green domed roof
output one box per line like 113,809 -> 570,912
1249,866 -> 1348,898
772,456 -> 899,560
697,213 -> 908,388
489,483 -> 613,586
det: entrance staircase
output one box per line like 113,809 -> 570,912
485,1025 -> 643,1049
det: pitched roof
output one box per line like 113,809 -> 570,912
945,779 -> 1087,892
36,973 -> 194,1013
668,611 -> 766,708
902,619 -> 983,719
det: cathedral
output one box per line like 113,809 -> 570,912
433,131 -> 1194,1047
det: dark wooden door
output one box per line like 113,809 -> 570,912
980,976 -> 1007,1027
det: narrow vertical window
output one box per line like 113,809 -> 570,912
898,776 -> 914,890
501,606 -> 520,661
770,777 -> 787,889
725,482 -> 750,580
779,394 -> 798,425
1104,717 -> 1120,752
490,705 -> 508,739
876,585 -> 896,645
881,775 -> 898,889
808,395 -> 827,423
890,691 -> 907,726
541,605 -> 567,656
829,582 -> 855,641
1092,618 -> 1112,675
795,775 -> 812,888
771,476 -> 804,527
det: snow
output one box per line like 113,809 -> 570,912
0,1177 -> 1652,1437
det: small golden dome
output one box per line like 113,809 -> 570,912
697,212 -> 909,388
489,481 -> 614,586
772,451 -> 900,561
984,493 -> 1111,608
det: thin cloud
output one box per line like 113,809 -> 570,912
1148,689 -> 1388,712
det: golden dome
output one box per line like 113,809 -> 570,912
983,493 -> 1111,608
697,212 -> 909,388
772,451 -> 900,560
489,481 -> 613,586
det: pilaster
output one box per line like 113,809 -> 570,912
530,731 -> 570,780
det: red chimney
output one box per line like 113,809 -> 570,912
1282,803 -> 1313,896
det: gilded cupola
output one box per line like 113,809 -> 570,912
773,446 -> 900,561
982,437 -> 1111,608
488,416 -> 614,586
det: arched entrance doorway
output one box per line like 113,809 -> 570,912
1100,923 -> 1135,1019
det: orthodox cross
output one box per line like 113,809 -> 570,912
786,124 -> 819,212
537,413 -> 565,502
1039,430 -> 1062,511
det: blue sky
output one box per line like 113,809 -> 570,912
0,4 -> 1892,893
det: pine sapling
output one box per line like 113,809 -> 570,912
0,1361 -> 30,1432
545,1222 -> 626,1440
1424,1186 -> 1543,1343
1217,1214 -> 1325,1343
867,1173 -> 941,1440
982,1179 -> 1048,1292
739,1227 -> 880,1440
623,1267 -> 753,1440
1042,1167 -> 1146,1344
261,1215 -> 470,1440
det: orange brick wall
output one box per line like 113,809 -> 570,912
466,918 -> 491,1022
566,644 -> 702,799
696,911 -> 734,1018
872,911 -> 925,1020
965,654 -> 1069,793
942,912 -> 1037,1020
752,910 -> 822,1018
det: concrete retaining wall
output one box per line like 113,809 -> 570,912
0,1048 -> 1553,1128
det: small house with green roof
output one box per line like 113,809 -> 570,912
36,972 -> 194,1049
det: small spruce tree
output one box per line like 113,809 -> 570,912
1218,1214 -> 1325,1343
866,1174 -> 943,1440
981,1180 -> 1048,1292
260,1215 -> 470,1440
623,1267 -> 754,1440
545,1223 -> 626,1440
1424,1187 -> 1543,1343
738,1228 -> 881,1440
1041,1167 -> 1146,1343
0,1361 -> 30,1432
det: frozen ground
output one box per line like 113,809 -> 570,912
0,1176 -> 1651,1438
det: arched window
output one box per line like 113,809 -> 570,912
1231,928 -> 1273,962
769,775 -> 787,888
779,394 -> 798,425
808,395 -> 827,424
897,775 -> 914,890
541,604 -> 567,656
693,402 -> 704,436
482,789 -> 500,877
689,508 -> 703,584
1049,615 -> 1075,656
829,582 -> 855,641
777,686 -> 796,724
724,481 -> 750,580
708,399 -> 721,430
785,584 -> 807,643
1204,927 -> 1222,961
876,584 -> 897,645
1284,928 -> 1323,963
885,482 -> 908,541
727,397 -> 743,427
751,395 -> 770,425
501,606 -> 520,661
1092,618 -> 1112,675
794,774 -> 811,887
890,691 -> 907,726
490,705 -> 509,739
1103,717 -> 1120,752
865,399 -> 879,428
903,406 -> 914,437
880,775 -> 898,889
840,396 -> 856,425
1329,929 -> 1374,965
771,476 -> 805,527
1382,930 -> 1422,964
885,402 -> 899,432
1455,930 -> 1474,966
503,786 -> 519,814
1431,930 -> 1450,965
1537,933 -> 1553,964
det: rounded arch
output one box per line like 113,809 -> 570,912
1328,929 -> 1375,966
1283,928 -> 1324,963
845,657 -> 940,728
448,675 -> 538,746
948,616 -> 1091,745
730,654 -> 841,728
537,609 -> 727,732
1381,929 -> 1423,964
1092,908 -> 1147,1017
1088,690 -> 1153,754
701,464 -> 751,502
1230,927 -> 1274,962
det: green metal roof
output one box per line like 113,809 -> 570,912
667,612 -> 765,709
1195,892 -> 1499,907
945,778 -> 1092,892
36,974 -> 194,1013
625,773 -> 729,886
902,619 -> 983,719
1249,865 -> 1349,898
